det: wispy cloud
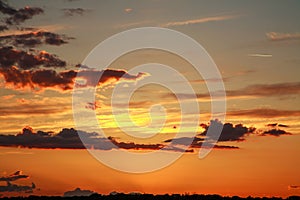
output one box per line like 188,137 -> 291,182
266,32 -> 300,41
161,15 -> 237,27
248,53 -> 272,58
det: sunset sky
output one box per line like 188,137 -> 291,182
0,0 -> 300,198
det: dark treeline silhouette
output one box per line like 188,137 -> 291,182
0,193 -> 300,200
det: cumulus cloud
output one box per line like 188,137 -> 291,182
161,15 -> 237,27
199,119 -> 256,142
266,32 -> 300,41
0,63 -> 147,91
0,0 -> 43,25
62,8 -> 88,16
0,47 -> 66,70
0,127 -> 165,151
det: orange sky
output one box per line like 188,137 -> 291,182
0,0 -> 300,198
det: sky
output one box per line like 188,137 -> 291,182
0,0 -> 300,198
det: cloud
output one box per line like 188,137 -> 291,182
164,137 -> 239,149
0,171 -> 35,193
62,8 -> 88,16
169,82 -> 300,101
248,53 -> 272,58
0,127 -> 165,151
0,1 -> 43,25
63,188 -> 94,197
161,15 -> 237,27
0,182 -> 35,193
261,129 -> 291,137
124,8 -> 133,13
199,119 -> 256,142
0,102 -> 69,117
266,32 -> 300,41
266,123 -> 289,128
0,171 -> 28,182
0,47 -> 66,69
0,25 -> 8,32
0,59 -> 147,91
85,101 -> 101,110
0,31 -> 73,48
288,185 -> 300,190
227,108 -> 300,118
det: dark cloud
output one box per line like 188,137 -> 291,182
0,127 -> 164,151
266,123 -> 289,128
164,137 -> 239,149
227,108 -> 300,118
0,47 -> 66,70
0,1 -> 43,25
62,8 -> 87,16
0,182 -> 35,193
109,136 -> 163,150
261,129 -> 291,137
63,188 -> 94,197
0,66 -> 147,91
0,31 -> 72,47
0,171 -> 28,182
199,119 -> 256,142
0,1 -> 17,15
0,171 -> 35,193
76,69 -> 148,87
0,25 -> 8,31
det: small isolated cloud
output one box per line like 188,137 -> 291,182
266,123 -> 289,128
124,8 -> 133,13
63,188 -> 94,197
248,53 -> 272,58
62,8 -> 87,16
161,15 -> 237,27
266,32 -> 300,41
261,129 -> 291,137
85,101 -> 101,110
288,185 -> 300,190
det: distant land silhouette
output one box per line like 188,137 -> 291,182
0,193 -> 300,200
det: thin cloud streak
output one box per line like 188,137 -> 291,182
266,32 -> 300,41
161,15 -> 237,27
248,54 -> 272,58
